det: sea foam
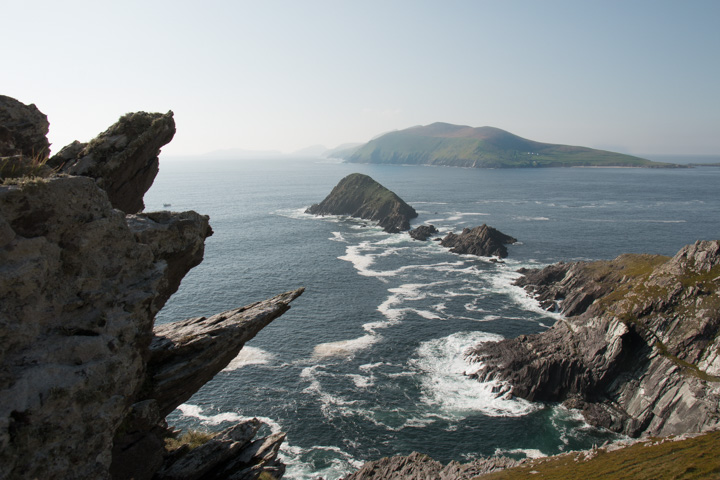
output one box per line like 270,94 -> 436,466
412,331 -> 539,418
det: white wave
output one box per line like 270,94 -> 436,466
329,231 -> 346,242
486,265 -> 562,323
222,346 -> 275,371
432,303 -> 447,313
338,242 -> 412,280
347,373 -> 374,388
312,335 -> 379,359
411,331 -> 539,418
494,447 -> 547,459
281,443 -> 364,480
175,404 -> 283,433
359,362 -> 387,372
412,309 -> 443,320
376,282 -> 447,324
514,216 -> 550,221
300,366 -> 359,420
273,207 -> 312,220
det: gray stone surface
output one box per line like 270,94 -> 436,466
49,111 -> 176,213
440,224 -> 517,258
467,240 -> 720,437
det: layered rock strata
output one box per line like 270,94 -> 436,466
0,97 -> 302,480
440,224 -> 517,258
466,240 -> 720,437
306,173 -> 417,233
342,451 -> 520,480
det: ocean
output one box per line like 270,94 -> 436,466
145,158 -> 720,479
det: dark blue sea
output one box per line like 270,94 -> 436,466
145,158 -> 720,479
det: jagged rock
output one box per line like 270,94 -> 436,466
343,451 -> 521,479
0,95 -> 50,159
156,418 -> 285,480
440,224 -> 517,258
1,99 -> 300,480
126,211 -> 213,312
467,240 -> 720,437
343,451 -> 443,479
145,288 -> 304,418
0,175 -> 210,479
409,224 -> 438,241
306,173 -> 417,233
48,111 -> 176,214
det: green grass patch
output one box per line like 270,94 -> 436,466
478,430 -> 720,479
655,341 -> 720,383
165,430 -> 215,451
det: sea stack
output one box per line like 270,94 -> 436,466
306,173 -> 418,233
440,224 -> 517,258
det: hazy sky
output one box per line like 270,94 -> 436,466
5,0 -> 719,156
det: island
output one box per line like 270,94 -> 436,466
338,122 -> 673,168
305,173 -> 418,233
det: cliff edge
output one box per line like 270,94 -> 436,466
0,96 -> 302,480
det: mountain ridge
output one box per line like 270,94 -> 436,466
343,122 -> 674,168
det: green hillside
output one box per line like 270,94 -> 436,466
345,123 -> 671,168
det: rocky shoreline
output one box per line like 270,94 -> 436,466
467,241 -> 720,437
3,95 -> 719,479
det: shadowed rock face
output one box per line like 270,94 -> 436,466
0,175 -> 210,479
0,97 -> 302,480
409,224 -> 438,241
147,289 -> 304,418
0,95 -> 50,159
440,224 -> 517,258
49,111 -> 176,214
466,240 -> 720,437
306,173 -> 418,233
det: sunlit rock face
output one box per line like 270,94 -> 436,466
467,240 -> 720,437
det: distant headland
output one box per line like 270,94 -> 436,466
334,122 -> 678,168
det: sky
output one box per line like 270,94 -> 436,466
4,0 -> 720,156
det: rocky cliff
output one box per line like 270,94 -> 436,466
0,97 -> 302,480
440,224 -> 517,258
467,240 -> 720,437
306,173 -> 418,233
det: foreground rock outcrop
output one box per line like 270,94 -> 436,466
466,240 -> 720,437
440,224 -> 517,258
0,95 -> 50,159
1,97 -> 302,480
342,451 -> 520,480
306,173 -> 418,233
48,110 -> 176,214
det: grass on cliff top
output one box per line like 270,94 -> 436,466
477,430 -> 720,480
165,429 -> 215,451
0,154 -> 55,182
